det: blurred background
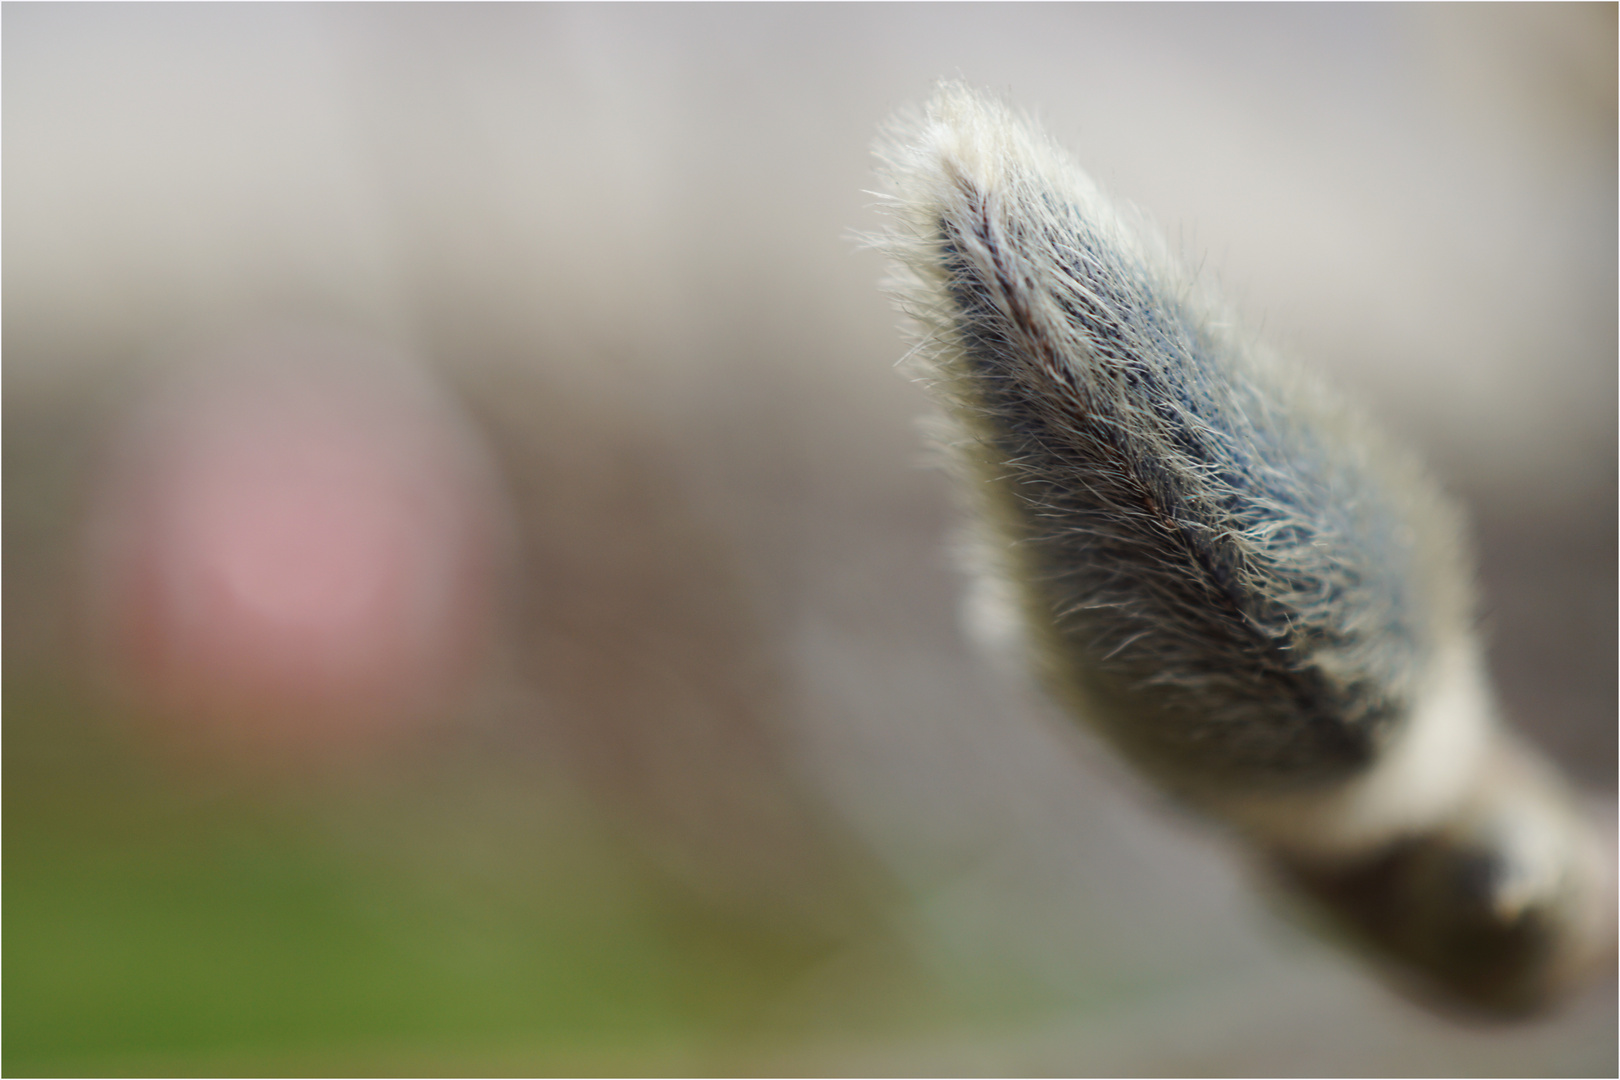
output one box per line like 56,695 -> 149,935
5,4 -> 1614,1075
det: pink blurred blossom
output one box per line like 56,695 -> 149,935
85,328 -> 510,762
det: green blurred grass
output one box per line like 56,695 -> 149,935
4,678 -> 850,1076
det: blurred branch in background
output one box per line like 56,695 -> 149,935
4,4 -> 1613,1075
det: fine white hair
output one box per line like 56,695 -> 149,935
873,81 -> 1611,1015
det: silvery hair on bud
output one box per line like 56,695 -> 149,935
873,82 -> 1611,1015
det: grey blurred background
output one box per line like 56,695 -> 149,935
5,4 -> 1614,1075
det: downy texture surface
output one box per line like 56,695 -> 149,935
877,84 -> 1474,800
876,82 -> 1611,1017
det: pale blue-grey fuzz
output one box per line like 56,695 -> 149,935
873,82 -> 1610,1015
